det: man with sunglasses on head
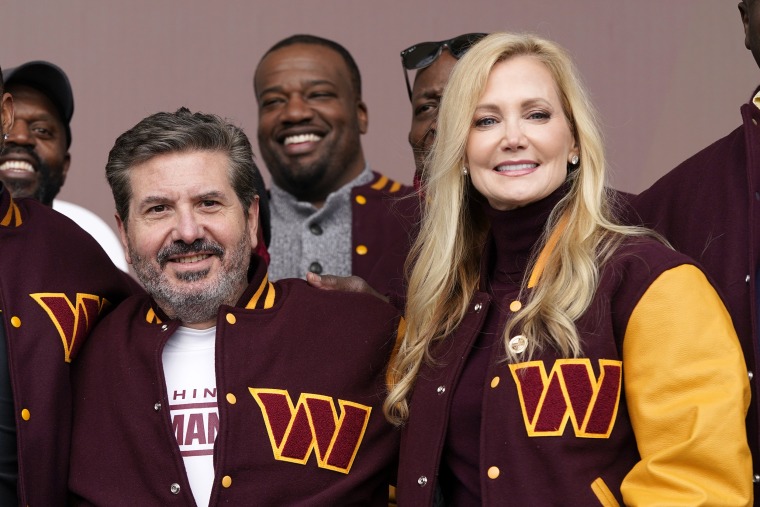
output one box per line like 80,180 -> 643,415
402,33 -> 487,189
254,34 -> 418,297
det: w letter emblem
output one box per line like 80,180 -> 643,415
250,388 -> 371,474
509,359 -> 622,438
31,293 -> 110,363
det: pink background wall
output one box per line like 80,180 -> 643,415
1,1 -> 756,237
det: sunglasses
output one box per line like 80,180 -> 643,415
400,33 -> 488,100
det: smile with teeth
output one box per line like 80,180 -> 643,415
283,133 -> 322,146
173,254 -> 210,264
0,160 -> 34,173
495,162 -> 538,172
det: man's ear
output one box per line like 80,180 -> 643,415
357,100 -> 368,135
116,214 -> 132,266
1,93 -> 14,138
61,152 -> 71,184
247,196 -> 260,250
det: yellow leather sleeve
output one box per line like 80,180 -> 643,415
620,264 -> 752,506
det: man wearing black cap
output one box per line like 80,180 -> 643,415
0,64 -> 136,505
0,61 -> 72,205
0,60 -> 128,270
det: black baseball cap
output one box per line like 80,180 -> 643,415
2,61 -> 74,148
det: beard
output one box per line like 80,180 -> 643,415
129,235 -> 251,325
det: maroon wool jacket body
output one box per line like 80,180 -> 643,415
0,186 -> 138,505
397,234 -> 750,505
349,171 -> 419,297
630,97 -> 760,488
68,256 -> 402,506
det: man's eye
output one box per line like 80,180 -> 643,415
149,205 -> 166,214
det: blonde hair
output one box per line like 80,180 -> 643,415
385,33 -> 650,425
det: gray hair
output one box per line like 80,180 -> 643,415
106,107 -> 269,244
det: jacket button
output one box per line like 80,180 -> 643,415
225,313 -> 236,325
20,409 -> 30,421
161,324 -> 169,332
309,262 -> 323,274
355,195 -> 367,205
754,118 -> 758,126
749,371 -> 754,381
509,300 -> 522,312
487,466 -> 500,479
436,385 -> 446,395
509,335 -> 528,354
473,303 -> 482,312
309,223 -> 323,235
222,475 -> 232,488
417,476 -> 428,486
10,316 -> 20,328
154,402 -> 162,412
754,473 -> 760,483
170,483 -> 181,494
747,274 -> 751,284
356,245 -> 368,255
226,393 -> 237,405
490,376 -> 500,388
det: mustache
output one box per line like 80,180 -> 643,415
157,239 -> 224,267
1,144 -> 43,168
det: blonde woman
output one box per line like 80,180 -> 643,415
387,33 -> 752,505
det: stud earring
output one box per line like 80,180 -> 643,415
570,154 -> 579,165
462,166 -> 469,176
2,134 -> 7,141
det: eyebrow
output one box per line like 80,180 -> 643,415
474,97 -> 554,112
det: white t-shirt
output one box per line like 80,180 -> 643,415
162,326 -> 217,507
52,199 -> 128,272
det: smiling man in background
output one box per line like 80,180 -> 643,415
254,34 -> 417,296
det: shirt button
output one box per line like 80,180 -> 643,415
509,335 -> 528,354
170,483 -> 181,494
436,385 -> 446,395
309,223 -> 323,235
417,476 -> 428,486
226,393 -> 237,405
222,475 -> 232,488
225,313 -> 236,325
154,402 -> 162,412
753,118 -> 758,126
490,376 -> 500,388
749,371 -> 754,381
487,466 -> 500,479
747,274 -> 751,284
356,245 -> 368,255
509,300 -> 522,312
355,195 -> 367,205
473,303 -> 482,312
309,262 -> 323,274
20,409 -> 30,421
754,473 -> 760,483
10,316 -> 20,328
161,324 -> 169,332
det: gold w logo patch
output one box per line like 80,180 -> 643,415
250,388 -> 371,474
31,293 -> 111,363
509,359 -> 622,438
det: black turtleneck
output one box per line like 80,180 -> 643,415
439,184 -> 568,506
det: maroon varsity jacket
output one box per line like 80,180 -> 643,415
397,226 -> 751,504
68,256 -> 402,506
0,186 -> 137,505
630,97 -> 760,489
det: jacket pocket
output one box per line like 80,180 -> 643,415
591,477 -> 620,507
